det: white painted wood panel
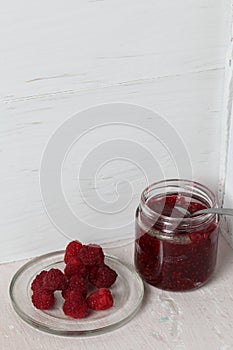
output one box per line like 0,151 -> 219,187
223,128 -> 233,247
222,98 -> 233,247
0,0 -> 231,261
220,2 -> 233,248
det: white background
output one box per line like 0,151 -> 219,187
0,0 -> 232,262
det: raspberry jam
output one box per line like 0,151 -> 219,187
134,180 -> 219,291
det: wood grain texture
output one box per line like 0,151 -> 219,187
220,0 -> 233,248
1,235 -> 233,350
0,0 -> 231,261
222,117 -> 233,248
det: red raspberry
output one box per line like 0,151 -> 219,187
42,268 -> 67,291
64,240 -> 82,264
78,244 -> 104,266
63,299 -> 88,318
62,288 -> 72,300
68,275 -> 87,296
88,266 -> 98,282
62,289 -> 84,302
89,264 -> 118,288
32,290 -> 55,310
62,288 -> 73,300
64,257 -> 87,278
87,288 -> 113,310
31,271 -> 48,292
69,275 -> 87,296
62,275 -> 87,299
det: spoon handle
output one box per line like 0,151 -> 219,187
192,208 -> 233,217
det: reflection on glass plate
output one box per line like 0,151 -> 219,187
9,252 -> 144,337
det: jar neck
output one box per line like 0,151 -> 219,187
139,179 -> 218,233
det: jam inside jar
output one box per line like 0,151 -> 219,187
134,179 -> 220,291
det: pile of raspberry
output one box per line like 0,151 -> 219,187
31,241 -> 118,318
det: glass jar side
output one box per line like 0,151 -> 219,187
134,179 -> 220,291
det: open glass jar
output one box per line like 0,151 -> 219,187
134,179 -> 220,291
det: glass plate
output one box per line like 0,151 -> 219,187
9,251 -> 144,337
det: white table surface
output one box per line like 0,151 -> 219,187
1,235 -> 233,350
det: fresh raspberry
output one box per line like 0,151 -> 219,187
42,268 -> 67,291
62,275 -> 87,299
78,244 -> 104,266
62,289 -> 84,302
69,275 -> 87,296
31,271 -> 48,292
64,240 -> 83,264
88,266 -> 98,283
87,288 -> 113,310
64,257 -> 87,278
62,288 -> 71,300
31,290 -> 55,310
89,264 -> 118,288
63,299 -> 88,318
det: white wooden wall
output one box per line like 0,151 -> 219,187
0,0 -> 231,262
223,120 -> 233,247
221,29 -> 233,247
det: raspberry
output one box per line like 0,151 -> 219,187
62,288 -> 72,300
31,270 -> 48,292
69,275 -> 87,296
32,290 -> 55,310
31,240 -> 118,317
62,289 -> 84,301
89,264 -> 118,288
62,288 -> 71,300
68,274 -> 86,289
42,268 -> 67,291
78,244 -> 104,266
62,275 -> 87,299
63,299 -> 88,318
64,257 -> 87,278
88,266 -> 98,283
87,288 -> 113,310
64,240 -> 82,264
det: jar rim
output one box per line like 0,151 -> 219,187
140,178 -> 218,230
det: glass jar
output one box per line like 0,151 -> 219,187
134,179 -> 220,291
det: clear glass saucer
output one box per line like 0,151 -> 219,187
9,251 -> 144,337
